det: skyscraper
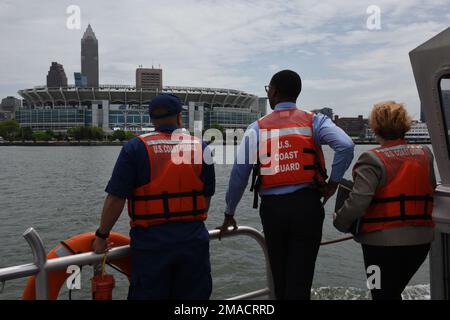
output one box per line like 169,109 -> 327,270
46,62 -> 68,88
81,24 -> 99,88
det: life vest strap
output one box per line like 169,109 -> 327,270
250,162 -> 261,209
371,194 -> 433,204
252,188 -> 259,209
303,148 -> 328,181
131,190 -> 205,201
193,190 -> 198,212
303,148 -> 316,155
133,209 -> 207,221
130,190 -> 206,222
363,193 -> 433,225
372,194 -> 433,220
361,213 -> 432,224
162,192 -> 170,220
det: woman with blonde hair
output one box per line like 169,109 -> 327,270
334,101 -> 436,300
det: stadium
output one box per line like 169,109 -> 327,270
16,85 -> 267,133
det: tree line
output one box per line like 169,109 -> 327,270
0,120 -> 136,142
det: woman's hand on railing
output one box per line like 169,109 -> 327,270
216,214 -> 238,240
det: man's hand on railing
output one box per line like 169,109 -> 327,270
216,214 -> 238,240
92,237 -> 114,254
320,180 -> 339,205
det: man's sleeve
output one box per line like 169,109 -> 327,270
313,113 -> 355,182
201,142 -> 216,197
105,139 -> 140,199
224,122 -> 259,216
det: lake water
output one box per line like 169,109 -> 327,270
0,145 -> 436,300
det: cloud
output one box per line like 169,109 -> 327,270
268,65 -> 280,71
304,78 -> 367,91
0,0 -> 449,119
318,20 -> 448,115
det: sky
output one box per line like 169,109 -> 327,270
1,0 -> 450,118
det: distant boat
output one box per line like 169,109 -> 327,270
404,122 -> 431,142
365,121 -> 431,143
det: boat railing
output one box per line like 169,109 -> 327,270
0,226 -> 352,300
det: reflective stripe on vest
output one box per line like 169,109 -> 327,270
359,140 -> 434,234
127,132 -> 207,228
260,126 -> 313,142
256,108 -> 327,190
145,139 -> 201,145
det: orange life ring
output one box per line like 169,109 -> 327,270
22,232 -> 131,300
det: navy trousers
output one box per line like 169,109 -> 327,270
260,187 -> 324,300
362,243 -> 430,300
127,238 -> 212,300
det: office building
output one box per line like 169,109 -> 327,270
81,24 -> 99,87
46,62 -> 68,88
1,96 -> 22,112
334,115 -> 368,137
136,67 -> 163,91
0,96 -> 21,120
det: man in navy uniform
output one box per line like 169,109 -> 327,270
93,93 -> 215,300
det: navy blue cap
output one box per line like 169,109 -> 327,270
148,93 -> 184,119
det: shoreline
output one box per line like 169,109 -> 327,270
0,140 -> 432,147
0,141 -> 127,146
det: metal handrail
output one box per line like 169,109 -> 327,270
0,226 -> 274,300
0,227 -> 354,300
209,227 -> 275,300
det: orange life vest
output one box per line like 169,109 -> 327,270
359,139 -> 434,234
127,131 -> 207,228
256,108 -> 327,190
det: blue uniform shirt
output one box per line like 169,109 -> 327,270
225,102 -> 354,216
105,125 -> 215,250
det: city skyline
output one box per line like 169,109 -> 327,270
1,1 -> 450,118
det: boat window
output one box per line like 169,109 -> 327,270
438,76 -> 450,158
